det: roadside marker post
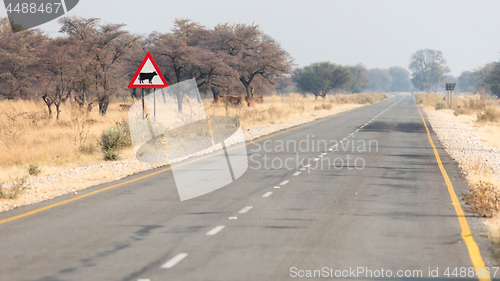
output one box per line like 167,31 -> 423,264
445,83 -> 456,108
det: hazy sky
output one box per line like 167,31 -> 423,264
2,0 -> 499,76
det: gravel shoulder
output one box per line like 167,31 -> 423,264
0,104 -> 361,213
423,108 -> 500,182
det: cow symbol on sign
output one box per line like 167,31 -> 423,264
139,72 -> 158,84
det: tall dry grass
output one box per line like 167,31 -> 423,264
0,99 -> 130,182
0,93 -> 387,183
204,93 -> 387,129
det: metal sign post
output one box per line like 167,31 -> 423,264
446,83 -> 456,108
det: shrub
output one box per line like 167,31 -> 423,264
0,178 -> 28,199
435,103 -> 447,110
28,163 -> 41,176
100,121 -> 132,161
478,107 -> 500,122
103,150 -> 121,161
100,121 -> 132,151
462,181 -> 500,217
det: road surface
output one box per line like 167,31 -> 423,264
0,94 -> 497,281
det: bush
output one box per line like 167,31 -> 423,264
103,150 -> 121,161
478,107 -> 500,122
100,121 -> 132,161
100,121 -> 132,151
0,178 -> 28,199
28,163 -> 42,176
463,181 -> 500,217
435,103 -> 447,110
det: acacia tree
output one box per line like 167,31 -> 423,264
457,71 -> 476,92
366,68 -> 392,92
474,63 -> 495,91
59,17 -> 139,115
0,20 -> 46,100
145,21 -> 238,111
292,62 -> 352,98
348,64 -> 369,93
274,75 -> 293,95
40,38 -> 78,119
388,66 -> 412,92
409,49 -> 450,92
210,23 -> 292,100
485,62 -> 500,98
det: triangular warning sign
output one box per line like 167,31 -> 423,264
128,52 -> 169,88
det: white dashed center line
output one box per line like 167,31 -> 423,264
280,180 -> 289,185
161,253 -> 188,269
274,186 -> 280,189
206,225 -> 225,236
293,172 -> 301,176
238,206 -> 253,213
305,164 -> 311,168
137,279 -> 150,281
262,192 -> 273,198
229,216 -> 237,219
313,158 -> 320,161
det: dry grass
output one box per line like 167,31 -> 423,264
0,93 -> 387,185
0,99 -> 130,182
204,93 -> 387,129
416,92 -> 500,122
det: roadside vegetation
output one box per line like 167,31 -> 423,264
0,93 -> 387,186
416,92 -> 500,239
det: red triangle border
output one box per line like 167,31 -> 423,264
128,52 -> 169,89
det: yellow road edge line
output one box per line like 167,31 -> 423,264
0,102 -> 381,225
417,105 -> 490,281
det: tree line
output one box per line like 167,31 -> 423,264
2,16 -> 498,119
291,62 -> 413,98
406,48 -> 500,97
0,17 -> 293,117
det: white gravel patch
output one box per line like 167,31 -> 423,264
424,109 -> 500,181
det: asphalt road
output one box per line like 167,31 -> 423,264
0,94 -> 497,281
